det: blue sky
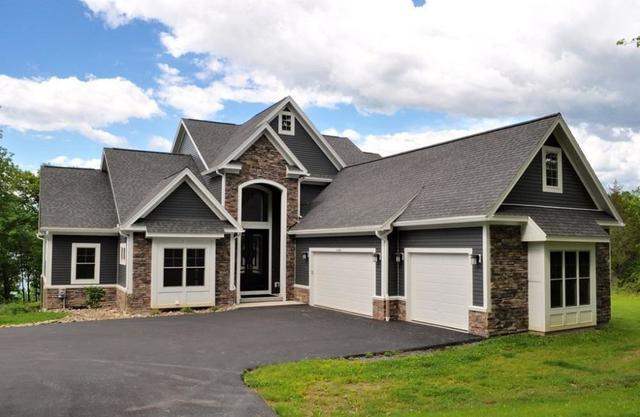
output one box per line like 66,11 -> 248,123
1,0 -> 640,187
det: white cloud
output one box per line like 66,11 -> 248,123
83,0 -> 640,125
148,135 -> 172,151
48,156 -> 101,169
0,75 -> 161,145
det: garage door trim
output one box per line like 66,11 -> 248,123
309,247 -> 377,316
404,247 -> 473,330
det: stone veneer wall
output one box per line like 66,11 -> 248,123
44,287 -> 117,309
293,286 -> 309,303
469,225 -> 529,337
596,242 -> 611,325
128,232 -> 152,310
224,134 -> 299,300
373,298 -> 406,321
215,236 -> 235,306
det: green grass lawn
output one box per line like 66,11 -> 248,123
245,293 -> 640,417
0,302 -> 66,326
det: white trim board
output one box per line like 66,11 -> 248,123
122,168 -> 241,231
205,124 -> 309,176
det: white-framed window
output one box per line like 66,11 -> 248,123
278,111 -> 295,135
542,145 -> 562,193
119,242 -> 127,265
549,250 -> 591,309
71,243 -> 100,284
162,247 -> 206,288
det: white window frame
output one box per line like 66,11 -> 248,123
278,111 -> 295,136
161,247 -> 208,289
119,242 -> 127,265
71,243 -> 100,284
542,145 -> 563,193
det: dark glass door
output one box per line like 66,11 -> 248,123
240,229 -> 269,293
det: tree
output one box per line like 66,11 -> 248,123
609,183 -> 640,291
617,36 -> 640,47
0,143 -> 41,302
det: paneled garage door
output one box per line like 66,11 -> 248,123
406,249 -> 472,331
310,249 -> 375,317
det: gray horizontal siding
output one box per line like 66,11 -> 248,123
51,235 -> 118,285
203,174 -> 223,202
295,235 -> 382,295
391,227 -> 484,306
117,235 -> 126,287
177,130 -> 206,171
503,135 -> 596,209
300,183 -> 327,217
269,117 -> 338,178
145,182 -> 215,221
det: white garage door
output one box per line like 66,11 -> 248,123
310,249 -> 375,317
407,249 -> 472,331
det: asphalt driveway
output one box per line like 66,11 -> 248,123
0,305 -> 477,417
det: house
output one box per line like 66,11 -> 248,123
38,97 -> 623,336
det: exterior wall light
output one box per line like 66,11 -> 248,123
470,254 -> 482,265
395,253 -> 403,263
302,251 -> 309,261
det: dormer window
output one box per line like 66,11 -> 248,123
542,146 -> 562,193
278,110 -> 295,135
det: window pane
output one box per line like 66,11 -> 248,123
77,247 -> 95,263
545,152 -> 558,187
579,251 -> 590,277
551,280 -> 563,308
550,252 -> 563,279
164,249 -> 183,267
565,252 -> 577,278
242,188 -> 269,222
186,268 -> 205,286
163,268 -> 182,287
565,279 -> 577,307
579,278 -> 590,305
76,264 -> 95,280
281,114 -> 292,131
187,249 -> 205,267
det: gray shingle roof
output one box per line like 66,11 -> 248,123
323,135 -> 381,166
145,218 -> 227,235
182,119 -> 239,169
293,114 -> 560,231
182,99 -> 375,171
103,149 -> 218,224
39,166 -> 118,229
495,206 -> 613,238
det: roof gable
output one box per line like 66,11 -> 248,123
502,134 -> 597,209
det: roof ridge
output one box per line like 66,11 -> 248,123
182,118 -> 239,126
41,165 -> 102,172
343,113 -> 561,170
104,147 -> 192,156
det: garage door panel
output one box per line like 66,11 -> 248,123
408,251 -> 471,331
312,251 -> 374,317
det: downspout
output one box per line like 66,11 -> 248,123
375,229 -> 392,321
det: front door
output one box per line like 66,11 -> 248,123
240,229 -> 269,294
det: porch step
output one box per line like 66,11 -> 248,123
240,295 -> 284,304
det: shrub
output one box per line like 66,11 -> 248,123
180,306 -> 193,313
85,287 -> 106,308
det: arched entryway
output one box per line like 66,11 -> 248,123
237,179 -> 287,302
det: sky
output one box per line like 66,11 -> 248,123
1,0 -> 640,188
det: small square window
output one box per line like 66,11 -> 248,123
278,111 -> 295,135
71,243 -> 100,284
542,146 -> 563,193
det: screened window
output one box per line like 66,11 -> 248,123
71,243 -> 100,284
278,111 -> 295,135
163,248 -> 206,287
550,250 -> 591,309
542,146 -> 562,193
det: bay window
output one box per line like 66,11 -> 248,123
163,248 -> 206,288
550,250 -> 591,309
